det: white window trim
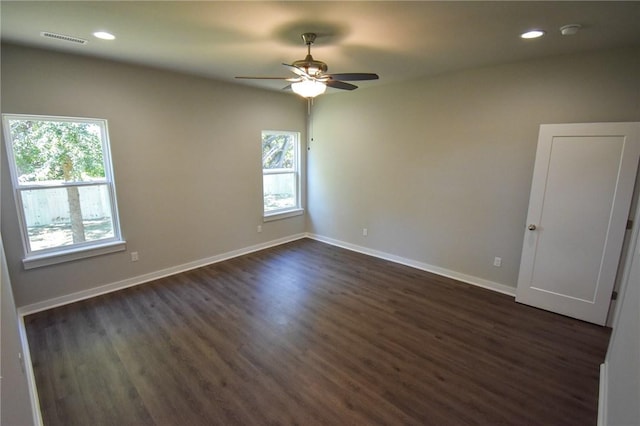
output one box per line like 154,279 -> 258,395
22,240 -> 126,270
2,113 -> 125,268
263,208 -> 304,222
262,130 -> 304,220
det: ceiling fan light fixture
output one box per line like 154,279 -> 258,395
291,80 -> 326,98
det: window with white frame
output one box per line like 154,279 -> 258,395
262,131 -> 302,219
2,114 -> 124,268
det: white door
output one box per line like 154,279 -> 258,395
516,122 -> 640,325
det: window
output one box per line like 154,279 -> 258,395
2,114 -> 125,268
262,131 -> 302,219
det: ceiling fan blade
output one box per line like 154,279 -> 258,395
325,73 -> 379,81
282,63 -> 309,78
326,80 -> 358,91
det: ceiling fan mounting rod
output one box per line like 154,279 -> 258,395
301,33 -> 317,57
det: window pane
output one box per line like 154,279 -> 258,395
262,132 -> 295,169
7,119 -> 106,185
263,173 -> 296,212
21,185 -> 115,251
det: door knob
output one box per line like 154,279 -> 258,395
528,224 -> 537,231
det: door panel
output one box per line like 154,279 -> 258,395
516,123 -> 640,325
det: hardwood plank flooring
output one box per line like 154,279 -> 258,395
25,239 -> 611,425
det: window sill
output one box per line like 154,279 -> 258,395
22,240 -> 127,270
263,208 -> 304,222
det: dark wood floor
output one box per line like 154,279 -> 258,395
25,238 -> 610,425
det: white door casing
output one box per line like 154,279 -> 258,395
516,122 -> 640,325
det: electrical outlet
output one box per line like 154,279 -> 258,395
257,225 -> 262,233
363,228 -> 368,237
131,251 -> 139,262
493,257 -> 502,267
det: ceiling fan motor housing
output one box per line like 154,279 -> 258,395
292,55 -> 328,76
294,33 -> 328,76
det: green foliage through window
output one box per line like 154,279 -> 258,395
262,133 -> 294,169
9,119 -> 105,184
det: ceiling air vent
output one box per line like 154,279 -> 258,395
40,32 -> 88,45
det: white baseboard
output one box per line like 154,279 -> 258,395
18,231 -> 517,316
17,233 -> 307,316
306,233 -> 517,297
598,362 -> 608,426
18,315 -> 43,426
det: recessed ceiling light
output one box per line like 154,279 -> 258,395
520,30 -> 545,39
93,31 -> 115,40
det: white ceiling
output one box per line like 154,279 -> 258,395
2,1 -> 639,94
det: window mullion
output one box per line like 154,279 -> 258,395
17,180 -> 109,190
263,169 -> 295,176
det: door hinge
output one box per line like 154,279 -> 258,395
611,291 -> 618,301
627,219 -> 633,230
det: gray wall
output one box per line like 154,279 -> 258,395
1,44 -> 307,307
307,47 -> 640,289
1,235 -> 35,425
2,45 -> 639,304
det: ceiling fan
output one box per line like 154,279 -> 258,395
235,33 -> 379,98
